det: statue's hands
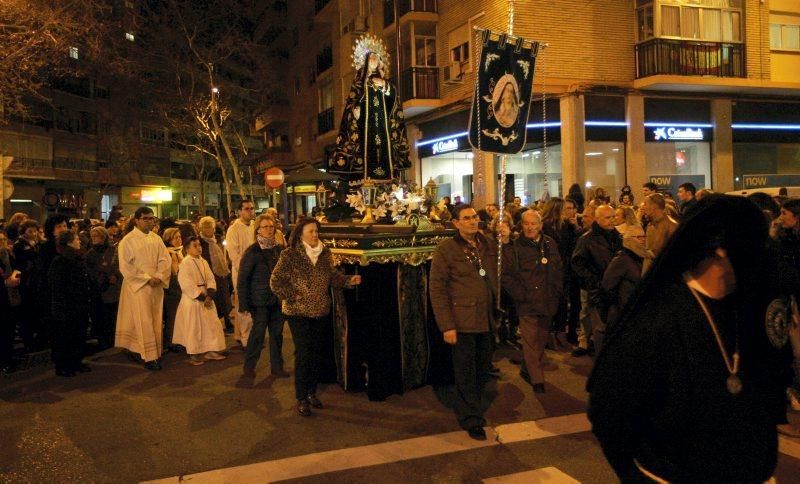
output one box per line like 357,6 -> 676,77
353,106 -> 360,120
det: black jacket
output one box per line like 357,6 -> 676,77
12,239 -> 38,294
502,235 -> 563,318
571,223 -> 622,292
543,220 -> 580,280
48,248 -> 92,322
237,242 -> 283,312
600,248 -> 642,330
85,243 -> 122,304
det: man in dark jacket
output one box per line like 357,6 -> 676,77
430,206 -> 498,441
600,225 -> 650,345
237,214 -> 287,379
571,205 -> 621,357
502,210 -> 563,393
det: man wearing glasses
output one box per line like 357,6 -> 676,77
226,200 -> 257,349
115,206 -> 171,371
429,206 -> 498,441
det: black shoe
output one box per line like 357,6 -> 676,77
297,399 -> 312,417
76,363 -> 91,373
520,369 -> 532,385
126,351 -> 143,363
0,364 -> 17,375
467,426 -> 487,441
307,394 -> 323,409
223,326 -> 234,335
56,368 -> 76,377
533,383 -> 545,394
144,361 -> 162,371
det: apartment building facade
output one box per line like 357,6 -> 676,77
263,0 -> 800,208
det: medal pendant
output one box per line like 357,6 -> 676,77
541,257 -> 548,265
726,374 -> 742,395
479,268 -> 486,277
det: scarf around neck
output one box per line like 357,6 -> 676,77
257,234 -> 276,250
302,240 -> 323,266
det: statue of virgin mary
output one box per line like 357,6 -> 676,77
328,35 -> 410,185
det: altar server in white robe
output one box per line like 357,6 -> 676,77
172,236 -> 227,365
225,199 -> 256,348
115,206 -> 171,371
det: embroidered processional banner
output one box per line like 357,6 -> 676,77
468,31 -> 540,154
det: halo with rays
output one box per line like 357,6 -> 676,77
351,34 -> 390,72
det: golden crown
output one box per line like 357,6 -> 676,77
351,34 -> 390,71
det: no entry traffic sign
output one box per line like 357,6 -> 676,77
264,167 -> 285,188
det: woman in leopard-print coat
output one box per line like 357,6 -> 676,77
270,217 -> 361,416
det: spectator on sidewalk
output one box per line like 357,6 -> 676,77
198,216 -> 233,334
12,220 -> 41,351
86,227 -> 122,350
48,231 -> 92,377
162,227 -> 184,352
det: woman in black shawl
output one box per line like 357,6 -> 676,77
588,195 -> 784,482
328,50 -> 410,185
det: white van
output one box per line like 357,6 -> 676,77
725,187 -> 800,198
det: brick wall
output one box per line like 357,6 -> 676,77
745,0 -> 770,80
437,0 -> 636,103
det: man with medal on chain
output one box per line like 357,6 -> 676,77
328,34 -> 411,187
430,206 -> 499,441
587,195 -> 786,482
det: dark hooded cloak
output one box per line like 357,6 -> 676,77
587,195 -> 784,482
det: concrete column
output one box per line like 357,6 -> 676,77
625,94 -> 647,199
711,99 -> 734,193
559,95 -> 585,194
472,149 -> 496,208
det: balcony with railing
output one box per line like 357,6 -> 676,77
401,67 -> 439,101
635,38 -> 745,79
5,157 -> 54,179
384,0 -> 438,28
317,107 -> 335,136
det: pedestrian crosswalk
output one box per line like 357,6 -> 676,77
146,411 -> 800,483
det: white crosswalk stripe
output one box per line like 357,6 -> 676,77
482,467 -> 580,484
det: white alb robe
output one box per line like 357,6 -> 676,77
115,227 -> 171,362
172,256 -> 226,355
225,218 -> 255,345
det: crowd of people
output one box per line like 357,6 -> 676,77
2,182 -> 800,480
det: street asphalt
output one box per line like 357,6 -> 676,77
1,331 -> 798,483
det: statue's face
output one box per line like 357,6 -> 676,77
368,53 -> 379,73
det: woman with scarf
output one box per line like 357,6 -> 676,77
270,217 -> 362,417
172,236 -> 227,365
588,195 -> 785,482
238,214 -> 287,379
162,227 -> 183,352
86,226 -> 122,349
48,231 -> 93,377
599,224 -> 652,344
